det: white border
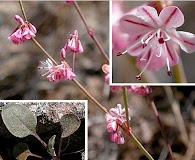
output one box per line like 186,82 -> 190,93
110,1 -> 195,86
0,100 -> 88,160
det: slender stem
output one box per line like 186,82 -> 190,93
18,0 -> 27,20
173,61 -> 187,83
72,79 -> 108,114
32,133 -> 48,148
73,1 -> 109,64
148,96 -> 175,160
31,38 -> 58,66
57,135 -> 63,158
122,87 -> 130,127
30,153 -> 43,159
129,132 -> 154,160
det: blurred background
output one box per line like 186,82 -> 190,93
112,1 -> 195,83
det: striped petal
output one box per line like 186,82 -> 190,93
120,14 -> 154,36
159,6 -> 184,28
136,5 -> 159,27
169,29 -> 195,53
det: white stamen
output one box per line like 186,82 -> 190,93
166,57 -> 170,72
138,49 -> 154,77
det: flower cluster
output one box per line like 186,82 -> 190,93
105,104 -> 130,144
60,30 -> 83,58
119,5 -> 195,80
60,30 -> 83,71
38,58 -> 75,82
8,15 -> 36,44
127,86 -> 152,96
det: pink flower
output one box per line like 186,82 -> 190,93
109,104 -> 130,122
105,104 -> 130,144
63,30 -> 83,54
38,58 -> 75,82
8,15 -> 37,44
127,86 -> 152,96
110,131 -> 125,144
61,30 -> 83,70
119,6 -> 195,80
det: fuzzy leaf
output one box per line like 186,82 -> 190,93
13,143 -> 29,158
47,135 -> 56,156
1,104 -> 37,138
60,114 -> 81,138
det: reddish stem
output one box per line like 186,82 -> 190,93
148,96 -> 175,160
73,1 -> 109,64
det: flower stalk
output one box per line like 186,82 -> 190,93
122,87 -> 130,127
129,132 -> 154,160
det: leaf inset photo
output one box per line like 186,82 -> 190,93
0,101 -> 86,160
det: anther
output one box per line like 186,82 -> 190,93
167,71 -> 172,76
158,38 -> 164,44
136,75 -> 142,80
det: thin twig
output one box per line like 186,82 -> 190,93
122,87 -> 130,127
18,0 -> 27,20
148,96 -> 175,160
73,1 -> 109,64
72,79 -> 108,114
31,38 -> 58,65
32,133 -> 48,148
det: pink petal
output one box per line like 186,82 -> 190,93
165,41 -> 179,66
28,23 -> 37,34
170,30 -> 195,53
109,108 -> 118,117
127,37 -> 146,56
120,14 -> 154,36
15,15 -> 24,24
137,5 -> 159,27
159,6 -> 184,28
110,86 -> 122,92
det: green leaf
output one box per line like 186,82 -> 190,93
13,143 -> 29,158
16,150 -> 31,160
1,104 -> 37,138
60,114 -> 81,138
47,135 -> 56,156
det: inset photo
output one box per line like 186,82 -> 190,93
112,1 -> 195,83
0,100 -> 87,160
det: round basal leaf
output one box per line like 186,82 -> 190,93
60,114 -> 81,138
13,143 -> 29,158
1,104 -> 37,138
47,135 -> 56,156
